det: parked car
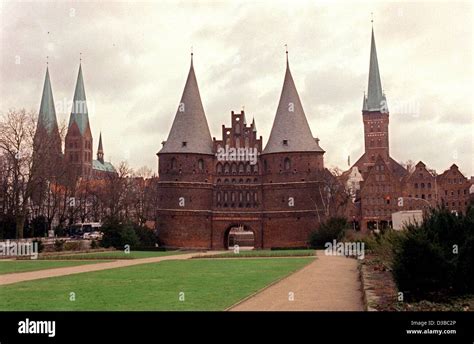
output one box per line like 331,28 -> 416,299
83,231 -> 103,240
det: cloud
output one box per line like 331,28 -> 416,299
0,0 -> 472,177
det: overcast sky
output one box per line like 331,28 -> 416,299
1,0 -> 472,177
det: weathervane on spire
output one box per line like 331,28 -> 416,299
284,44 -> 289,65
79,52 -> 82,63
46,31 -> 51,66
371,12 -> 374,25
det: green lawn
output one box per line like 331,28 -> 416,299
0,258 -> 313,311
196,249 -> 316,259
38,250 -> 188,260
0,260 -> 109,275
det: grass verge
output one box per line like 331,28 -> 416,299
0,257 -> 313,310
37,250 -> 188,260
194,249 -> 315,259
0,260 -> 110,275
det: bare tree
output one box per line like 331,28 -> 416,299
400,159 -> 416,174
0,109 -> 37,238
314,168 -> 352,224
29,118 -> 68,232
99,161 -> 132,220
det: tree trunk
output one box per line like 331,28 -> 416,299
16,215 -> 25,239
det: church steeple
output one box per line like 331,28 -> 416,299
365,27 -> 388,113
34,65 -> 62,167
37,66 -> 59,135
159,53 -> 213,155
263,51 -> 324,154
68,63 -> 90,135
361,24 -> 390,164
97,132 -> 104,163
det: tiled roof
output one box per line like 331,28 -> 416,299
263,58 -> 324,154
159,56 -> 213,155
92,160 -> 116,173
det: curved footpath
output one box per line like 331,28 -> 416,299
229,251 -> 364,311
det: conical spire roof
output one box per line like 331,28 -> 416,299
362,93 -> 368,111
251,117 -> 257,132
97,132 -> 103,153
263,55 -> 323,154
96,131 -> 104,163
68,64 -> 90,135
366,28 -> 388,112
159,55 -> 213,155
38,67 -> 59,134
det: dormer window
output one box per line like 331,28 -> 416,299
283,140 -> 288,146
182,141 -> 187,147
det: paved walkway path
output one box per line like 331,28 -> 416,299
0,251 -> 222,286
229,251 -> 364,311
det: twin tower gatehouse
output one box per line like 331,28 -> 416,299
156,52 -> 328,249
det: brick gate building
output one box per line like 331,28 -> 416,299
156,53 -> 329,249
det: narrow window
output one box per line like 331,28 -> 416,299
284,158 -> 291,171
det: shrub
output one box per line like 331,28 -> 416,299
343,230 -> 378,250
54,239 -> 65,252
454,233 -> 474,292
120,225 -> 140,248
100,218 -> 122,248
393,229 -> 454,298
392,206 -> 474,300
132,224 -> 157,248
371,230 -> 406,266
32,239 -> 44,253
64,241 -> 83,251
309,216 -> 348,248
100,218 -> 140,250
90,239 -> 99,249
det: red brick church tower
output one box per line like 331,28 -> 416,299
64,64 -> 93,178
156,54 -> 215,248
362,27 -> 390,165
260,52 -> 326,247
352,26 -> 407,178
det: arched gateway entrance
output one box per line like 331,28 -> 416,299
224,224 -> 255,250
